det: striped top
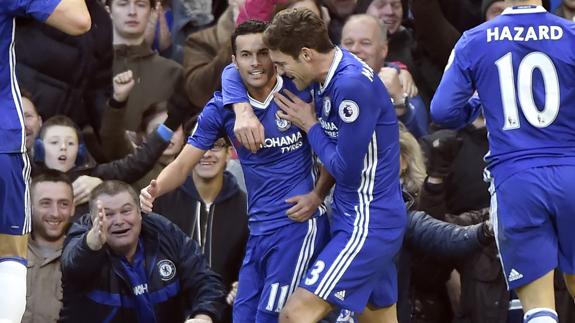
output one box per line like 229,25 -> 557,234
308,47 -> 406,229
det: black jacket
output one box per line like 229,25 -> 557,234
154,172 -> 249,323
15,0 -> 112,129
397,208 -> 487,323
387,27 -> 445,107
420,126 -> 506,323
60,213 -> 226,322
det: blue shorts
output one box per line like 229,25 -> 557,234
300,223 -> 405,313
490,166 -> 575,290
233,216 -> 330,323
0,153 -> 31,236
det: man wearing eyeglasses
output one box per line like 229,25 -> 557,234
152,137 -> 249,323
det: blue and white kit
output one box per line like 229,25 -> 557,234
431,5 -> 575,289
0,0 -> 61,238
190,70 -> 329,321
301,48 -> 407,312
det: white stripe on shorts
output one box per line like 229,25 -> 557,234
289,218 -> 318,296
21,153 -> 32,235
315,133 -> 377,299
489,180 -> 509,289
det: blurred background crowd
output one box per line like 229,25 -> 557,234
18,0 -> 575,322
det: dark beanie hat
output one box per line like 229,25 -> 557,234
481,0 -> 504,19
481,0 -> 551,20
358,0 -> 409,21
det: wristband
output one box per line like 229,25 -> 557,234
156,124 -> 174,142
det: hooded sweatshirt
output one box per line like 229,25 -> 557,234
153,171 -> 248,292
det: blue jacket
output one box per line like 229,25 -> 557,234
59,213 -> 225,322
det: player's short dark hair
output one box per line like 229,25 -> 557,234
272,0 -> 323,18
89,180 -> 140,218
231,20 -> 269,55
106,0 -> 157,9
39,115 -> 81,141
263,8 -> 333,59
31,169 -> 73,192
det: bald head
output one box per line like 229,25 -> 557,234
341,14 -> 388,71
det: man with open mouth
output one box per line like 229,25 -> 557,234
60,180 -> 225,322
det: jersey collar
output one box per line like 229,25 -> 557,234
248,76 -> 284,109
319,47 -> 343,94
502,5 -> 546,15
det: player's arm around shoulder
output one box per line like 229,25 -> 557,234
45,0 -> 91,35
221,64 -> 264,152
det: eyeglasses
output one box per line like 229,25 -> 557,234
210,142 -> 228,152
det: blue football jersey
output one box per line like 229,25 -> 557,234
431,5 -> 575,183
0,0 -> 60,153
188,76 -> 323,235
308,47 -> 406,229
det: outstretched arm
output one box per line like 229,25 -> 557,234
140,144 -> 206,212
141,101 -> 226,212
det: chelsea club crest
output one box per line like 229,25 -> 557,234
275,111 -> 291,131
157,259 -> 176,281
323,97 -> 331,116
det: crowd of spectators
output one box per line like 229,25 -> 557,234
18,0 -> 575,322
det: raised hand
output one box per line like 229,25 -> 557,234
398,69 -> 418,98
140,179 -> 159,213
72,175 -> 103,206
112,70 -> 135,103
421,129 -> 463,178
378,67 -> 404,103
86,200 -> 107,251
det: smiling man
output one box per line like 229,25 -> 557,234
153,136 -> 249,323
60,180 -> 225,322
22,170 -> 74,323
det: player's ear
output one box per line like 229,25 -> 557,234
232,55 -> 238,69
300,48 -> 312,62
